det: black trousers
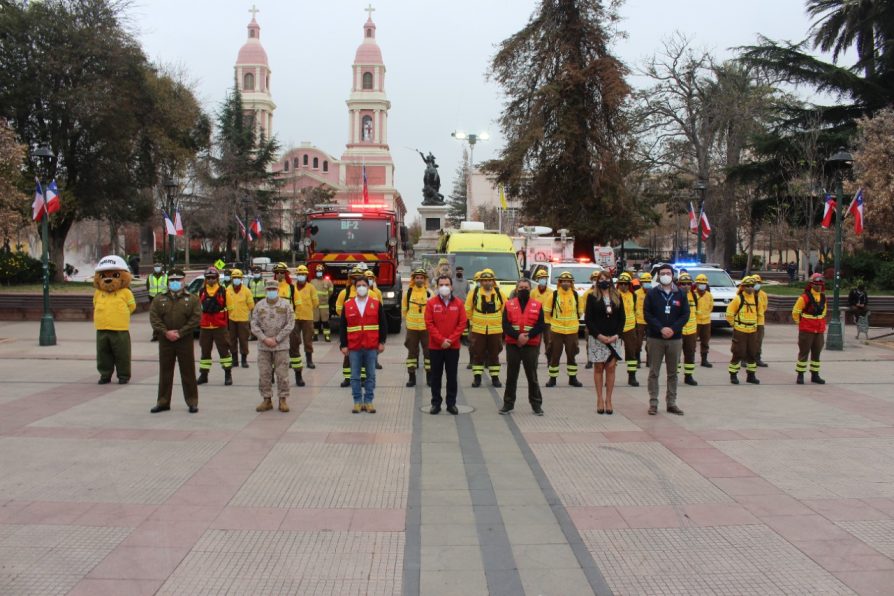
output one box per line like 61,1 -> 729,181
503,343 -> 543,410
429,349 -> 460,408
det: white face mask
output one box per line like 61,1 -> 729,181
754,283 -> 762,291
154,266 -> 161,273
438,284 -> 451,297
697,283 -> 707,291
316,272 -> 323,278
296,275 -> 307,283
253,273 -> 261,279
266,290 -> 279,300
356,285 -> 369,297
538,279 -> 547,287
659,274 -> 673,286
232,278 -> 242,287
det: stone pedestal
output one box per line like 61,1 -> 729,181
414,204 -> 449,253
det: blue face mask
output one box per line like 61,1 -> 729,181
232,279 -> 242,287
266,290 -> 279,300
169,280 -> 182,292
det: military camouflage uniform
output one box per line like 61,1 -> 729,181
250,296 -> 295,406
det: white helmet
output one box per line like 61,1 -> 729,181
95,255 -> 129,272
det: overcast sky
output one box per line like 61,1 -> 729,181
133,0 -> 822,218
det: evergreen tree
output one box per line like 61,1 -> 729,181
446,148 -> 469,226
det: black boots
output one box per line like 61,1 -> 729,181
295,369 -> 305,387
305,351 -> 315,369
545,377 -> 556,388
701,354 -> 713,368
628,372 -> 640,387
241,354 -> 249,368
491,376 -> 502,388
684,374 -> 698,386
224,369 -> 233,386
197,371 -> 209,385
746,371 -> 760,384
340,378 -> 351,387
406,371 -> 416,387
569,376 -> 583,387
811,371 -> 826,384
797,372 -> 805,385
472,374 -> 481,388
426,370 -> 431,387
730,373 -> 739,385
585,361 -> 593,369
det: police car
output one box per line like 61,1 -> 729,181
649,262 -> 738,328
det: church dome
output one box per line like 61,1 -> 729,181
237,18 -> 268,66
354,17 -> 383,65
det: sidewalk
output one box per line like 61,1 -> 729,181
1,316 -> 893,595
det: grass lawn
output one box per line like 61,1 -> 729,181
0,282 -> 95,294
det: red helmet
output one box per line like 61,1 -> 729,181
205,266 -> 219,276
810,273 -> 825,283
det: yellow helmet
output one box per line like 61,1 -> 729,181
273,262 -> 288,273
412,268 -> 428,278
478,268 -> 496,281
678,273 -> 693,283
618,272 -> 632,283
230,268 -> 244,278
741,275 -> 755,286
473,270 -> 482,281
589,270 -> 602,281
534,269 -> 549,280
639,272 -> 652,282
295,265 -> 309,275
349,266 -> 364,277
751,274 -> 763,283
695,274 -> 708,283
557,271 -> 574,282
365,270 -> 375,278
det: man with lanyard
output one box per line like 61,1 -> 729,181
616,272 -> 640,387
310,264 -> 334,341
676,273 -> 699,386
146,262 -> 168,341
465,268 -> 506,388
403,268 -> 432,387
792,273 -> 828,384
336,266 -> 368,387
532,269 -> 554,361
643,264 -> 689,415
752,274 -> 769,367
726,276 -> 761,385
694,274 -> 713,367
546,271 -> 584,388
425,275 -> 467,415
225,269 -> 254,369
289,264 -> 319,386
340,275 -> 387,413
499,278 -> 546,416
197,266 -> 234,386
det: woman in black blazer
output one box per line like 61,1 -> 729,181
585,271 -> 625,414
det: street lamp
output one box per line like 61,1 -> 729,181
825,147 -> 853,351
163,177 -> 178,270
32,144 -> 57,346
451,130 -> 489,221
694,179 -> 707,263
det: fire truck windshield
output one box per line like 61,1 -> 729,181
310,218 -> 389,253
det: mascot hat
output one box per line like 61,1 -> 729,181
95,255 -> 128,272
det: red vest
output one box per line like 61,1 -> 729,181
799,291 -> 828,334
344,297 -> 381,350
199,286 -> 228,329
504,297 -> 542,346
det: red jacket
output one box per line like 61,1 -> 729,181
504,297 -> 543,346
424,295 -> 467,349
199,286 -> 228,329
343,297 -> 384,350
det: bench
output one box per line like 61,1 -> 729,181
0,288 -> 150,321
765,295 -> 894,327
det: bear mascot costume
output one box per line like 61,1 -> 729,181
94,255 -> 137,384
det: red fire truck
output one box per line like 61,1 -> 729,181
299,205 -> 406,333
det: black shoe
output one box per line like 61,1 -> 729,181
429,405 -> 441,415
796,372 -> 805,385
295,370 -> 305,387
533,408 -> 544,416
340,378 -> 351,387
188,406 -> 198,414
150,405 -> 170,413
406,372 -> 416,387
241,355 -> 249,369
376,363 -> 383,370
224,370 -> 233,386
684,374 -> 698,386
150,337 -> 158,342
730,373 -> 740,385
667,405 -> 685,416
811,372 -> 826,384
118,378 -> 129,385
756,360 -> 768,368
701,355 -> 713,368
313,334 -> 319,342
499,406 -> 513,415
628,372 -> 640,387
446,405 -> 459,415
305,353 -> 315,369
569,376 -> 583,387
585,361 -> 593,369
472,374 -> 481,388
98,377 -> 112,385
746,372 -> 760,384
196,371 -> 209,385
545,377 -> 556,388
491,376 -> 502,388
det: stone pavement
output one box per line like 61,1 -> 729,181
1,314 -> 893,595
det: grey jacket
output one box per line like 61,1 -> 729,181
250,297 -> 295,351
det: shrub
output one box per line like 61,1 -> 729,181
0,251 -> 56,285
876,261 -> 894,291
730,253 -> 763,271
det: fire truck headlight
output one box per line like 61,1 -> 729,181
384,291 -> 396,299
388,238 -> 398,247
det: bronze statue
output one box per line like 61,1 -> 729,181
418,150 -> 444,205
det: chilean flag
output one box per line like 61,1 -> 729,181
688,202 -> 698,234
45,180 -> 61,215
31,178 -> 45,222
162,210 -> 177,236
361,163 -> 369,204
174,209 -> 184,236
235,215 -> 253,241
821,193 -> 836,229
699,207 -> 711,240
846,188 -> 864,235
250,217 -> 262,238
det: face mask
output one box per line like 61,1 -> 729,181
659,274 -> 672,286
697,283 -> 707,291
597,281 -> 610,290
538,279 -> 547,287
438,284 -> 451,297
206,278 -> 218,286
316,272 -> 322,278
296,275 -> 307,283
356,285 -> 369,297
253,274 -> 261,280
222,276 -> 230,283
753,283 -> 762,291
266,290 -> 279,300
644,282 -> 652,289
517,289 -> 530,301
154,266 -> 161,273
232,278 -> 242,287
414,279 -> 425,287
168,280 -> 182,292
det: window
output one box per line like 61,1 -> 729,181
366,28 -> 372,38
303,154 -> 308,166
243,73 -> 254,90
293,158 -> 299,169
323,160 -> 329,172
313,157 -> 319,169
283,160 -> 289,172
266,75 -> 270,90
362,72 -> 373,90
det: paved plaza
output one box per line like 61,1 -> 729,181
1,314 -> 893,595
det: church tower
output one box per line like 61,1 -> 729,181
234,6 -> 276,140
340,6 -> 401,215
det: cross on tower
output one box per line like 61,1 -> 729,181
364,3 -> 375,19
249,4 -> 260,19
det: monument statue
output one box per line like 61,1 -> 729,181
418,150 -> 444,205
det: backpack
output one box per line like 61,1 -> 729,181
405,286 -> 431,312
552,288 -> 579,318
472,286 -> 504,314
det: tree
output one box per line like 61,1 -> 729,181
0,0 -> 208,279
482,0 -> 640,246
853,108 -> 894,244
446,148 -> 469,226
0,119 -> 26,248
